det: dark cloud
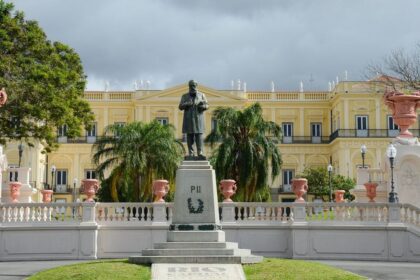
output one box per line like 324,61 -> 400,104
9,0 -> 420,91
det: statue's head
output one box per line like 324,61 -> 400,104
188,80 -> 198,93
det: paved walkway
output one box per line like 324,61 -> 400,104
318,260 -> 420,280
0,259 -> 419,279
0,260 -> 84,280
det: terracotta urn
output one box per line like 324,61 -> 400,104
0,87 -> 7,107
153,179 -> 169,203
364,182 -> 378,202
291,178 -> 308,203
81,179 -> 100,202
41,189 -> 53,203
219,179 -> 237,202
9,182 -> 22,203
384,91 -> 420,138
334,190 -> 345,203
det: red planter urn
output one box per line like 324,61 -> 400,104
41,189 -> 53,203
291,178 -> 308,203
334,190 -> 345,203
9,182 -> 22,203
219,179 -> 237,202
384,91 -> 420,138
0,87 -> 7,107
153,179 -> 169,203
364,182 -> 378,202
81,179 -> 100,202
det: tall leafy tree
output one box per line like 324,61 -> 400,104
298,167 -> 356,201
93,121 -> 184,202
206,103 -> 282,202
0,1 -> 94,151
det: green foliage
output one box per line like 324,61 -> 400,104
93,121 -> 184,202
206,103 -> 282,202
28,258 -> 365,280
298,167 -> 356,201
244,258 -> 366,280
28,260 -> 150,280
0,1 -> 94,151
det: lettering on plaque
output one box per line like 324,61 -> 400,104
187,198 -> 204,214
167,267 -> 229,279
190,185 -> 202,193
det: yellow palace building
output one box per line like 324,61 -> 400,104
4,78 -> 411,203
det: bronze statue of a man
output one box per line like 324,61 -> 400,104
179,80 -> 209,159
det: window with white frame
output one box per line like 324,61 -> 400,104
156,117 -> 169,125
282,123 -> 293,143
56,170 -> 67,186
387,115 -> 398,130
85,170 -> 97,180
356,115 -> 368,130
57,124 -> 67,137
86,123 -> 97,137
311,123 -> 322,143
356,115 -> 368,137
282,169 -> 294,192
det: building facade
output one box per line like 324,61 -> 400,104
3,79 -> 415,202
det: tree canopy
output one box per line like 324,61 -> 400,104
206,103 -> 282,202
298,167 -> 355,201
367,44 -> 420,91
93,121 -> 184,202
0,1 -> 94,151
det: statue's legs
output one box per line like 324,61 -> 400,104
187,133 -> 195,156
195,133 -> 204,156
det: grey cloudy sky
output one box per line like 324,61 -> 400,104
9,0 -> 420,91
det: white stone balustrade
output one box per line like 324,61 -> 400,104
0,201 -> 419,262
305,202 -> 389,223
0,202 -> 84,223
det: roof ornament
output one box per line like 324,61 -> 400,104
271,81 -> 275,92
300,81 -> 304,93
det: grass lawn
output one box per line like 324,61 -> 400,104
28,258 -> 366,280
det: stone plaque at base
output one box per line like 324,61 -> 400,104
169,161 -> 222,239
128,160 -> 263,264
152,263 -> 246,280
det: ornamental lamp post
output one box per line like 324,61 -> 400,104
51,165 -> 56,191
360,144 -> 367,168
386,144 -> 398,203
73,178 -> 78,202
327,163 -> 333,202
18,143 -> 24,168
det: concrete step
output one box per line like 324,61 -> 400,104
129,255 -> 263,264
167,230 -> 225,242
142,248 -> 251,256
154,242 -> 238,249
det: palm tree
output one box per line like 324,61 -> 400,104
206,103 -> 282,202
92,121 -> 184,202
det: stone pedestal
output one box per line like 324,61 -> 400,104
169,161 -> 221,233
390,143 -> 420,208
129,161 -> 262,264
2,167 -> 37,203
